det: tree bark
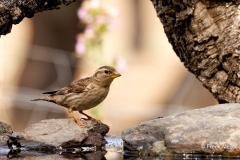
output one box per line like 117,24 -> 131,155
150,0 -> 240,103
0,0 -> 78,36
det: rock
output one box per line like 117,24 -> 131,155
122,103 -> 240,156
0,121 -> 13,146
17,119 -> 109,149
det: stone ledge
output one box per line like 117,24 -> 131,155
122,103 -> 240,156
17,119 -> 109,149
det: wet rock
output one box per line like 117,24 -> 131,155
122,103 -> 240,156
0,121 -> 13,146
17,119 -> 109,149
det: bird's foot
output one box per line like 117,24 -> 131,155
75,119 -> 88,127
79,111 -> 101,124
69,112 -> 88,127
81,117 -> 101,124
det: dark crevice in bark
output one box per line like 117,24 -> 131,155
221,53 -> 232,62
218,99 -> 228,104
217,64 -> 224,71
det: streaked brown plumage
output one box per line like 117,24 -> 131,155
32,66 -> 121,127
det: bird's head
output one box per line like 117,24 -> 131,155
93,66 -> 121,87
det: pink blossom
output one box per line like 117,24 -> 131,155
108,18 -> 120,31
75,34 -> 86,55
105,4 -> 120,17
96,15 -> 108,25
75,0 -> 123,65
116,59 -> 126,72
85,25 -> 95,38
113,55 -> 126,72
90,0 -> 100,8
77,8 -> 88,21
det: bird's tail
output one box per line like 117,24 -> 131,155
31,97 -> 48,101
31,96 -> 57,104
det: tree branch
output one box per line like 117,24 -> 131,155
150,0 -> 240,103
0,0 -> 77,36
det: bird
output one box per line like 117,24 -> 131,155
32,66 -> 121,127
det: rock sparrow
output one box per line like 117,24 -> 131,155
32,66 -> 121,127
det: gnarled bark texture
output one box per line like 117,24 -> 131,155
0,0 -> 77,36
150,0 -> 240,103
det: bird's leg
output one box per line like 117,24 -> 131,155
79,111 -> 101,123
68,109 -> 88,127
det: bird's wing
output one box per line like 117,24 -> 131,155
43,77 -> 92,95
42,91 -> 58,94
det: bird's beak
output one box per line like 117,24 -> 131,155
110,72 -> 121,79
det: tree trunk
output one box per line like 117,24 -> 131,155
150,0 -> 240,103
0,0 -> 79,36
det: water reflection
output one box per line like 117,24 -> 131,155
2,146 -> 240,159
105,135 -> 123,159
0,135 -> 123,160
1,148 -> 109,160
2,135 -> 240,159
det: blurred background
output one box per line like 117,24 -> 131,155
0,0 -> 217,134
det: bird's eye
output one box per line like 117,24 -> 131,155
104,70 -> 109,74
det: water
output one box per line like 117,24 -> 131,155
105,135 -> 123,159
1,135 -> 240,159
0,135 -> 124,160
